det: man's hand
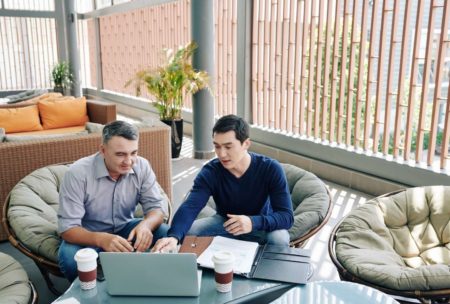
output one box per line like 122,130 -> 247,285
98,233 -> 134,252
152,237 -> 178,253
127,221 -> 154,252
224,214 -> 253,235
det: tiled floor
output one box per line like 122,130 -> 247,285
0,136 -> 372,304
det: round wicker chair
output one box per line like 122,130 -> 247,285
329,186 -> 450,304
0,252 -> 38,304
2,163 -> 172,294
195,163 -> 332,248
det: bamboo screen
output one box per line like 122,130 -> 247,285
215,0 -> 238,116
251,0 -> 450,169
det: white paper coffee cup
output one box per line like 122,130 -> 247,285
74,248 -> 98,290
212,251 -> 235,293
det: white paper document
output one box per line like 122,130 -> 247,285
197,236 -> 260,275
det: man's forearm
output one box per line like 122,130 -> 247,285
61,226 -> 107,248
142,209 -> 165,231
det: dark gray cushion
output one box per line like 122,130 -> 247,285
5,89 -> 48,104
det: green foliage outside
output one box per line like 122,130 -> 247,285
306,20 -> 367,147
308,18 -> 445,158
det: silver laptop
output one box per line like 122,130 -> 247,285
99,252 -> 202,296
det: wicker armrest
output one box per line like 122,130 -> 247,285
86,100 -> 117,124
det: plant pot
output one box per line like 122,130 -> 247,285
53,86 -> 64,94
161,119 -> 183,158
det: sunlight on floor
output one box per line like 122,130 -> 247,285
303,183 -> 372,282
172,165 -> 201,186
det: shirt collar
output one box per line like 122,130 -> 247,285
93,153 -> 137,180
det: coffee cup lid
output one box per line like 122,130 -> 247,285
212,251 -> 235,264
74,248 -> 98,263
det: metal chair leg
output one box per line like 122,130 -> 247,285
28,281 -> 38,304
35,262 -> 62,295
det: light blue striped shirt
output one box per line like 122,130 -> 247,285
57,152 -> 167,234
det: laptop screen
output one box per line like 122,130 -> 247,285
99,252 -> 201,297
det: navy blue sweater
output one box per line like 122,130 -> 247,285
167,153 -> 294,241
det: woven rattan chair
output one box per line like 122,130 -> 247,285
2,163 -> 172,295
329,187 -> 450,304
194,163 -> 332,247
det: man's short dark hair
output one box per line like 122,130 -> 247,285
213,115 -> 249,143
102,120 -> 139,144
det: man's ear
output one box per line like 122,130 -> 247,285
243,138 -> 251,150
100,144 -> 105,155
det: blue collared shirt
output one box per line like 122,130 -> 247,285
57,152 -> 167,234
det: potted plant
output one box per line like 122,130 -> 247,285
126,41 -> 210,158
51,61 -> 73,95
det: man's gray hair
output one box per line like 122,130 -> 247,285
102,120 -> 139,144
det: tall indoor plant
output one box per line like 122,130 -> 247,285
126,41 -> 210,158
51,61 -> 73,95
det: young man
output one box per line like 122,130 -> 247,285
153,115 -> 293,252
57,120 -> 169,281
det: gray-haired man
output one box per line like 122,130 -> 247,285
57,120 -> 169,281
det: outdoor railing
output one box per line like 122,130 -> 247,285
1,0 -> 449,173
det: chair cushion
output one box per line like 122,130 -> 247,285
0,105 -> 43,133
7,164 -> 171,263
336,186 -> 450,291
38,97 -> 89,129
281,164 -> 329,240
8,165 -> 68,263
4,129 -> 88,142
0,253 -> 31,304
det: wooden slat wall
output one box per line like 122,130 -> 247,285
432,0 -> 450,168
89,0 -> 237,117
251,0 -> 450,171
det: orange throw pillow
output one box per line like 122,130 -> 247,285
38,96 -> 89,129
0,105 -> 43,133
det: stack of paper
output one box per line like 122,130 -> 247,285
197,236 -> 260,275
